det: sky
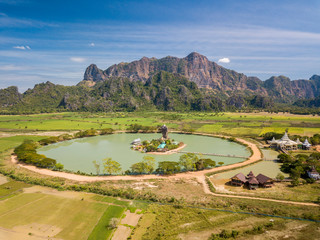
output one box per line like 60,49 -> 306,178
0,0 -> 320,92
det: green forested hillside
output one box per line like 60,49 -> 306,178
1,71 -> 320,114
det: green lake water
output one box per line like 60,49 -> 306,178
215,149 -> 288,179
37,133 -> 250,174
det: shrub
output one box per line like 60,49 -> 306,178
100,128 -> 114,135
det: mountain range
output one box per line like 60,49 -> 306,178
80,52 -> 320,102
0,52 -> 319,113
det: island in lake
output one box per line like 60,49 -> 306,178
131,125 -> 185,153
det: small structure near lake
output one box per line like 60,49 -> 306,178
307,166 -> 320,180
302,139 -> 311,150
160,124 -> 168,139
130,125 -> 184,153
230,171 -> 273,190
131,138 -> 141,145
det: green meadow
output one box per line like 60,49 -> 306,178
0,135 -> 46,153
1,112 -> 319,137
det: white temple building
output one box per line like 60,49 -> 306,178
302,139 -> 312,150
268,132 -> 299,151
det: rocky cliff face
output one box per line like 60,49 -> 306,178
81,53 -> 320,101
83,52 -> 265,93
0,86 -> 22,108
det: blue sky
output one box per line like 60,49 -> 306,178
1,0 -> 320,92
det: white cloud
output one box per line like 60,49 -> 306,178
0,12 -> 7,17
70,57 -> 86,63
218,57 -> 230,63
89,42 -> 95,47
0,64 -> 26,71
13,46 -> 26,50
13,45 -> 31,50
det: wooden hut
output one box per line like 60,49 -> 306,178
247,177 -> 259,190
246,171 -> 255,179
256,174 -> 273,188
230,173 -> 247,186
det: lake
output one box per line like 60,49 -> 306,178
38,133 -> 251,174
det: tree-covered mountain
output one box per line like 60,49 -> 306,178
0,52 -> 320,114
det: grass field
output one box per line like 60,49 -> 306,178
0,111 -> 319,239
88,205 -> 125,240
0,181 -> 31,200
1,112 -> 319,137
0,179 -> 141,240
135,204 -> 320,240
0,192 -> 109,240
0,135 -> 46,153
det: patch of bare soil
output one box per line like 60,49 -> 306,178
237,221 -> 313,240
0,174 -> 8,185
23,185 -> 92,200
112,225 -> 132,240
179,217 -> 273,240
13,223 -> 62,238
132,181 -> 158,190
0,224 -> 63,240
121,210 -> 142,227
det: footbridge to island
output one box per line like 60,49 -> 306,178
177,151 -> 248,159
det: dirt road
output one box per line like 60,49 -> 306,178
11,137 -> 260,182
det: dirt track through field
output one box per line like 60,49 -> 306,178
198,175 -> 319,207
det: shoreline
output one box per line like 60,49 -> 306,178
10,134 -> 262,182
145,143 -> 186,155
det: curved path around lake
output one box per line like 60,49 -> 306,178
10,134 -> 320,207
11,136 -> 259,182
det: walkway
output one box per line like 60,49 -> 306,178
178,151 -> 247,159
10,136 -> 261,182
10,134 -> 320,207
198,175 -> 319,207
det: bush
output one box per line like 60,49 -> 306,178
100,128 -> 114,135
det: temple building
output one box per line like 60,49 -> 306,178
268,132 -> 298,151
307,166 -> 320,180
303,139 -> 312,150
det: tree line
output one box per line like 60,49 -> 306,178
94,153 -> 220,176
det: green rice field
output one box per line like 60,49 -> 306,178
0,112 -> 319,137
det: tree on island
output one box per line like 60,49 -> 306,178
103,158 -> 122,175
179,153 -> 199,171
92,160 -> 101,175
130,156 -> 156,174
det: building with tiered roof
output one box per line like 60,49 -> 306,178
268,132 -> 298,151
302,139 -> 311,150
